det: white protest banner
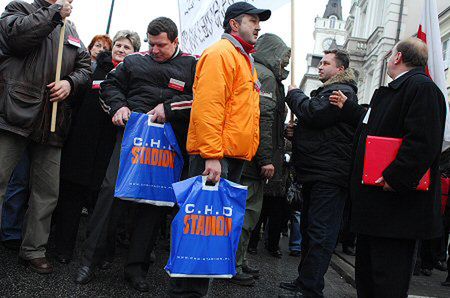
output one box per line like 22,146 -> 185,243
178,0 -> 289,55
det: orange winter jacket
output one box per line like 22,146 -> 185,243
187,34 -> 260,161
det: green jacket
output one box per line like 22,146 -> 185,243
242,33 -> 290,196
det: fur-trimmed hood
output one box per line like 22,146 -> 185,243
323,68 -> 357,88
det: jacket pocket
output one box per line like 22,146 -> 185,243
3,83 -> 43,128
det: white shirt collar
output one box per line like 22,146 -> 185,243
394,70 -> 409,80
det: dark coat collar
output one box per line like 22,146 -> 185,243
388,67 -> 427,90
34,0 -> 51,8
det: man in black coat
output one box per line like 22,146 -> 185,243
74,17 -> 197,292
331,37 -> 446,297
279,49 -> 358,297
0,0 -> 91,274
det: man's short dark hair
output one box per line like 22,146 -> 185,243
323,49 -> 350,69
224,14 -> 245,34
396,37 -> 428,68
147,17 -> 178,42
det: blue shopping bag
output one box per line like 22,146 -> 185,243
165,176 -> 247,278
114,112 -> 183,207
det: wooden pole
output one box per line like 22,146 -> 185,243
290,0 -> 296,122
50,19 -> 66,133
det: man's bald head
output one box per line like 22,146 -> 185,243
395,37 -> 428,68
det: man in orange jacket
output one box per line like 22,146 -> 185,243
170,2 -> 271,297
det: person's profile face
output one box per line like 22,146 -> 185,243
386,47 -> 401,79
318,53 -> 343,83
234,14 -> 261,45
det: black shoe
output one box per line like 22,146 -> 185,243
99,260 -> 112,270
75,266 -> 94,284
2,239 -> 21,251
125,276 -> 149,292
442,279 -> 450,287
343,246 -> 356,256
230,272 -> 255,286
435,261 -> 447,272
55,254 -> 71,264
268,249 -> 282,258
279,281 -> 302,292
421,268 -> 433,276
289,250 -> 301,257
247,247 -> 257,255
242,264 -> 260,279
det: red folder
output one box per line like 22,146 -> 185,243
362,136 -> 430,191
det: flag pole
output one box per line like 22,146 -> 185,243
290,0 -> 296,122
106,0 -> 115,34
50,19 -> 67,133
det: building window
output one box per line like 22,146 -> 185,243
311,55 -> 322,68
444,39 -> 449,70
330,16 -> 336,29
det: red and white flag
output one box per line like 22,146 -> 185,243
418,0 -> 450,150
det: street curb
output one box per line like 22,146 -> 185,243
330,253 -> 356,288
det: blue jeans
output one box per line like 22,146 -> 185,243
289,210 -> 302,252
1,151 -> 30,241
296,181 -> 347,297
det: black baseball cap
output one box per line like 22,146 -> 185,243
222,2 -> 271,28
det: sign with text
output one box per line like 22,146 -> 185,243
178,0 -> 289,55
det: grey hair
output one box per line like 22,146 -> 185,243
112,30 -> 141,52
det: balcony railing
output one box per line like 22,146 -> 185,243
344,37 -> 367,56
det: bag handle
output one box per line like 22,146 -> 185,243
201,175 -> 220,191
147,114 -> 164,127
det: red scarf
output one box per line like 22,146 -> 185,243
112,59 -> 121,68
231,34 -> 255,54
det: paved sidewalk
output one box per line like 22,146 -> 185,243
0,220 -> 355,297
331,247 -> 450,298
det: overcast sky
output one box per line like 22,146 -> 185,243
0,0 -> 351,82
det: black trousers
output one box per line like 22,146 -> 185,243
54,179 -> 99,258
355,234 -> 418,298
341,199 -> 356,249
420,237 -> 441,270
248,194 -> 290,252
266,195 -> 290,251
295,181 -> 347,297
79,131 -> 164,278
168,155 -> 244,298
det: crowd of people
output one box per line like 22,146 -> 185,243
0,0 -> 449,297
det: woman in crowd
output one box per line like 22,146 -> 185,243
53,30 -> 141,264
87,35 -> 112,71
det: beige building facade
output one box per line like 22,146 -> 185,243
300,0 -> 347,97
345,0 -> 450,103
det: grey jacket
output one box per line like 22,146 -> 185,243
243,33 -> 290,196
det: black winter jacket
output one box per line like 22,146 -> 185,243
346,68 -> 446,239
60,51 -> 116,188
99,49 -> 197,159
0,0 -> 91,147
287,69 -> 358,187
